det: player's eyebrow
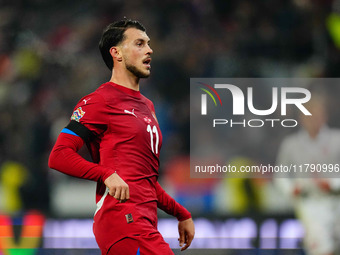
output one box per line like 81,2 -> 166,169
135,38 -> 151,44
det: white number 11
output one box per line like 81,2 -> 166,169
147,124 -> 159,155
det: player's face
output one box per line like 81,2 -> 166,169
120,28 -> 153,78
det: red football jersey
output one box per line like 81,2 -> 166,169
49,82 -> 191,254
72,82 -> 162,250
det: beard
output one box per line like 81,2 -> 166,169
126,62 -> 150,78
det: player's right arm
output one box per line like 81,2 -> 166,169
48,92 -> 129,202
48,130 -> 129,202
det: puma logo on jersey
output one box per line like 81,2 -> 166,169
83,98 -> 91,104
124,109 -> 137,118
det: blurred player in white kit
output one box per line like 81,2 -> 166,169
276,92 -> 340,255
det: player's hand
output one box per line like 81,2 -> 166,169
178,218 -> 195,251
104,172 -> 130,203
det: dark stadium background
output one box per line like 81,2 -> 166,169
1,0 -> 340,254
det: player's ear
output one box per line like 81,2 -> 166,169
110,46 -> 122,62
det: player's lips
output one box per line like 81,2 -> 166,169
143,58 -> 151,69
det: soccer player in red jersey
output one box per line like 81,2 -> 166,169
48,19 -> 195,255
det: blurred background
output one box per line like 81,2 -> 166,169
1,0 -> 340,253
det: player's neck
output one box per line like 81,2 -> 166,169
109,69 -> 140,91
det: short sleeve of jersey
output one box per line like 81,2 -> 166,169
70,92 -> 108,138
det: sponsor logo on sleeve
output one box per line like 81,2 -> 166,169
82,98 -> 91,104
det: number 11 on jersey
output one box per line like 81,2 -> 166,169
147,124 -> 159,155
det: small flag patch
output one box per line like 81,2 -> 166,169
125,213 -> 134,224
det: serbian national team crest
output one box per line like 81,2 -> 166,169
144,116 -> 152,124
71,107 -> 85,122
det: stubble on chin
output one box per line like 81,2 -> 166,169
126,63 -> 150,78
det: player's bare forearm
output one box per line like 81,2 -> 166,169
178,218 -> 195,251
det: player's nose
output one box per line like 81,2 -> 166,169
146,44 -> 153,55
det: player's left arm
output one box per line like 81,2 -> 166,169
155,182 -> 195,250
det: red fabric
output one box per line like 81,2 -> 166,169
108,232 -> 173,255
70,83 -> 162,185
48,82 -> 191,254
155,182 -> 191,221
48,133 -> 116,181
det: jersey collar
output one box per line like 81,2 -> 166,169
108,82 -> 141,98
